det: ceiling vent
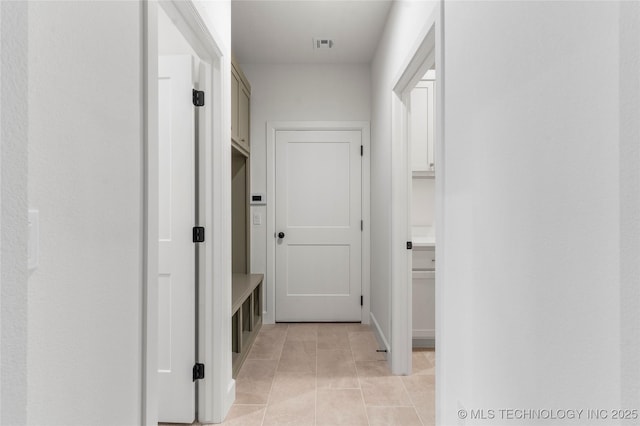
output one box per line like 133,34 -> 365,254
313,38 -> 334,49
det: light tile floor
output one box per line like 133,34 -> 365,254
222,323 -> 435,426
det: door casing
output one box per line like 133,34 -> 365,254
388,0 -> 443,391
143,1 -> 233,424
266,121 -> 371,325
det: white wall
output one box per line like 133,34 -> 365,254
1,1 -> 28,424
370,0 -> 437,348
411,178 -> 435,227
27,2 -> 143,424
619,1 -> 640,410
240,63 -> 370,323
439,1 -> 638,424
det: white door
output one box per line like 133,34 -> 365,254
275,130 -> 362,322
158,55 -> 196,423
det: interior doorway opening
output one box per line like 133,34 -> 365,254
389,0 -> 442,388
408,67 -> 437,351
143,1 -> 232,424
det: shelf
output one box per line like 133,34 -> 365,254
232,140 -> 249,157
231,273 -> 264,378
232,273 -> 264,314
412,170 -> 435,178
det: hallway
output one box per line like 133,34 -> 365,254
222,323 -> 435,426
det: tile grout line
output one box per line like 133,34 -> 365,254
400,352 -> 425,426
349,329 -> 372,426
260,325 -> 287,426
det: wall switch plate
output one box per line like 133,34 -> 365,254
28,209 -> 39,270
253,213 -> 262,226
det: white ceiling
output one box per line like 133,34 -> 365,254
231,0 -> 393,64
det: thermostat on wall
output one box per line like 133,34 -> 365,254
250,193 -> 266,205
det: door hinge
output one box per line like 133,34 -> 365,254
407,241 -> 412,250
360,145 -> 363,157
192,89 -> 205,107
193,363 -> 205,381
360,295 -> 363,306
193,226 -> 205,243
360,220 -> 363,231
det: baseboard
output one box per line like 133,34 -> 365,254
413,338 -> 435,348
219,379 -> 235,424
369,312 -> 390,356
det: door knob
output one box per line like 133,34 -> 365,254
278,232 -> 285,239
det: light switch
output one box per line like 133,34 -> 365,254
253,212 -> 262,226
28,209 -> 39,270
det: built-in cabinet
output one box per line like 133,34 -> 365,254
231,60 -> 251,154
411,73 -> 436,347
410,79 -> 435,176
412,248 -> 435,345
230,58 -> 262,377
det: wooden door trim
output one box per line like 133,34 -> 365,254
265,121 -> 370,325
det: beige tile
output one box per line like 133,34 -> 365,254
235,376 -> 274,404
402,374 -> 435,401
355,360 -> 392,378
221,404 -> 266,426
316,389 -> 368,426
423,349 -> 435,364
412,351 -> 435,375
366,406 -> 423,426
277,340 -> 316,374
237,359 -> 279,380
360,376 -> 413,407
285,323 -> 318,344
248,333 -> 286,360
345,323 -> 373,333
261,323 -> 290,333
287,323 -> 318,332
403,374 -> 435,425
317,349 -> 359,389
269,372 -> 316,404
262,392 -> 315,426
285,324 -> 317,342
318,322 -> 370,333
349,331 -> 386,361
415,404 -> 436,426
235,359 -> 278,404
317,327 -> 350,350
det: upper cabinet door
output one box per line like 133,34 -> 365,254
410,80 -> 435,172
238,86 -> 250,149
231,70 -> 240,142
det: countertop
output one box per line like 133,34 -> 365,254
412,226 -> 435,248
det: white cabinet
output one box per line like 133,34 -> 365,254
410,80 -> 435,174
412,246 -> 435,344
412,270 -> 435,340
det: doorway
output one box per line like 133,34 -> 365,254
143,1 -> 232,424
266,122 -> 371,325
389,2 -> 442,380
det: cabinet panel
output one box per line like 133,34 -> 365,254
231,71 -> 239,142
238,86 -> 250,149
410,80 -> 435,172
413,248 -> 435,270
412,271 -> 435,339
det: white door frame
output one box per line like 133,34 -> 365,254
389,1 -> 443,380
143,1 -> 233,424
266,121 -> 371,325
